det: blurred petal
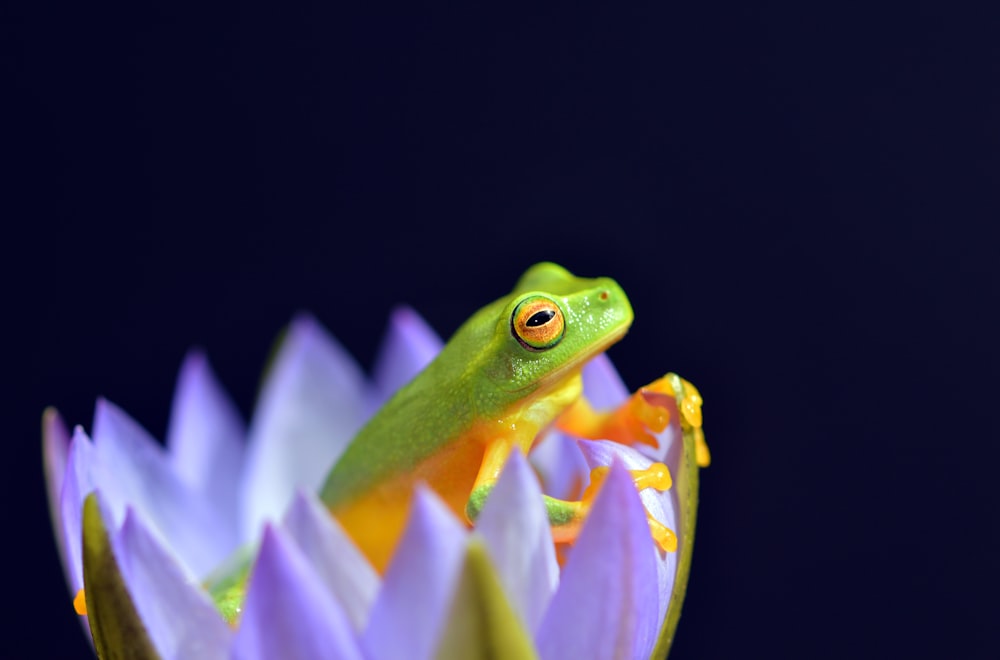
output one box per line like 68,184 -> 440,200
363,487 -> 467,660
81,492 -> 159,660
232,526 -> 363,660
433,541 -> 539,660
61,426 -> 98,593
370,305 -> 442,408
166,350 -> 245,549
281,490 -> 380,632
529,431 -> 589,500
578,439 -> 678,629
581,353 -> 629,408
536,462 -> 660,660
114,509 -> 232,658
530,353 -> 628,500
43,408 -> 71,580
241,314 -> 368,538
475,450 -> 558,632
93,399 -> 229,577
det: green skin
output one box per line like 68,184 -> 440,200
319,261 -> 634,529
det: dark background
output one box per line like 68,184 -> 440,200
4,3 -> 997,658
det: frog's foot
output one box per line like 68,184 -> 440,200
667,373 -> 711,468
556,376 -> 678,449
549,463 -> 677,553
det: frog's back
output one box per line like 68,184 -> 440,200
319,298 -> 504,507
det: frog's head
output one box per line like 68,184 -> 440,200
486,262 -> 634,393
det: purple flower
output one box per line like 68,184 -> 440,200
43,307 -> 706,659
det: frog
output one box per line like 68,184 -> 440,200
319,261 -> 700,573
76,261 -> 710,641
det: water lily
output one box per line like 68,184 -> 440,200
43,308 -> 706,659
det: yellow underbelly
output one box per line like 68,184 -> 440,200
329,435 -> 486,573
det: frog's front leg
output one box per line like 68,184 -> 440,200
557,372 -> 711,468
465,439 -> 677,553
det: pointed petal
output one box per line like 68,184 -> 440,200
241,315 -> 368,538
529,431 -> 589,500
166,350 -> 245,548
578,440 -> 678,629
370,306 -> 442,407
113,509 -> 233,658
474,450 -> 558,632
93,399 -> 229,577
232,526 -> 363,660
363,488 -> 467,660
61,427 -> 98,593
43,408 -> 72,579
81,492 -> 159,659
281,490 -> 380,632
581,353 -> 629,408
536,463 -> 660,660
434,541 -> 539,660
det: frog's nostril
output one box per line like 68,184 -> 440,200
599,291 -> 609,301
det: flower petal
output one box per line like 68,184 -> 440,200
232,525 -> 363,660
474,449 -> 558,633
114,508 -> 233,658
536,462 -> 660,660
578,439 -> 678,630
43,408 -> 71,580
363,487 -> 467,660
81,492 -> 159,660
281,490 -> 380,632
241,315 -> 368,538
166,350 -> 245,549
92,398 -> 229,577
370,305 -> 442,409
61,426 -> 98,593
581,353 -> 629,408
529,431 -> 589,500
433,541 -> 539,660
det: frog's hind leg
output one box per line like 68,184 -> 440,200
556,378 -> 675,448
557,372 -> 711,470
546,463 -> 677,553
466,438 -> 677,554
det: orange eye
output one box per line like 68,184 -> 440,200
511,296 -> 565,351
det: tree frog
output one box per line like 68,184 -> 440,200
319,261 -> 694,572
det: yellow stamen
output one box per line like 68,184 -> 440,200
73,588 -> 87,616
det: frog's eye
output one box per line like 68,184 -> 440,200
511,296 -> 565,351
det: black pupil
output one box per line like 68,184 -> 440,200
526,309 -> 555,327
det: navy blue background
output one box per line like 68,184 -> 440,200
4,3 -> 997,658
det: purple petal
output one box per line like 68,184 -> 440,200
43,408 -> 71,578
581,353 -> 629,408
281,490 -> 380,632
92,399 -> 230,577
474,449 -> 558,633
529,431 -> 589,500
370,306 -> 442,409
578,439 -> 679,628
241,315 -> 369,539
363,487 -> 467,660
166,350 -> 246,549
60,426 -> 98,593
232,526 -> 363,660
114,509 -> 232,657
536,462 -> 660,660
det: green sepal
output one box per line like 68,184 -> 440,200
652,373 -> 703,658
81,493 -> 160,660
203,545 -> 255,624
433,540 -> 539,660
